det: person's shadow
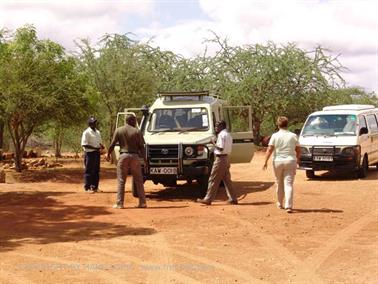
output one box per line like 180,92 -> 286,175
0,191 -> 156,253
290,208 -> 343,213
147,180 -> 274,202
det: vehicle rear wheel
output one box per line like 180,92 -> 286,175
306,170 -> 315,179
357,155 -> 368,178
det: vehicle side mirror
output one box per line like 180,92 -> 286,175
294,128 -> 301,136
359,127 -> 368,136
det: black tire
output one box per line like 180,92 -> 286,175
132,180 -> 139,197
306,170 -> 315,179
357,155 -> 368,178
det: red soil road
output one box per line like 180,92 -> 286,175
0,152 -> 377,284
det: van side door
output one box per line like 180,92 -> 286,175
358,115 -> 370,165
365,113 -> 378,164
222,106 -> 255,163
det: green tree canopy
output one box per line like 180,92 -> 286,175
0,25 -> 90,171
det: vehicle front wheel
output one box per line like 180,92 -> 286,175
357,155 -> 369,178
306,170 -> 315,179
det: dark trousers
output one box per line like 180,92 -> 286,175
84,151 -> 100,190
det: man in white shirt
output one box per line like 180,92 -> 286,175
197,120 -> 238,205
81,116 -> 104,192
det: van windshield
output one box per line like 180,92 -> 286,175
302,114 -> 357,136
147,107 -> 210,132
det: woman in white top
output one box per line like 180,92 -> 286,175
263,117 -> 301,213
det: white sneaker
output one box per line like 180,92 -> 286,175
112,204 -> 124,209
276,202 -> 283,209
285,208 -> 293,213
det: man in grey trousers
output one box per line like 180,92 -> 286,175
107,114 -> 147,209
196,120 -> 238,205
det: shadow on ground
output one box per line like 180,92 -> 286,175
147,180 -> 274,201
307,167 -> 378,181
292,208 -> 343,214
8,167 -> 117,183
0,191 -> 156,252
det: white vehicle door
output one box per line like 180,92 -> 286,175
365,113 -> 378,164
222,106 -> 255,163
113,108 -> 145,161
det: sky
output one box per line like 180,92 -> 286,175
0,0 -> 377,94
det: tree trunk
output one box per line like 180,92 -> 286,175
54,130 -> 63,158
7,119 -> 33,172
13,139 -> 23,172
0,120 -> 4,161
252,115 -> 262,146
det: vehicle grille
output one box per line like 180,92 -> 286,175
148,145 -> 179,159
312,147 -> 334,156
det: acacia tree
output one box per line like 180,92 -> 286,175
0,25 -> 89,171
77,34 -> 158,142
48,58 -> 92,157
208,35 -> 345,143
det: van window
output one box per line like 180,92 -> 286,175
366,114 -> 378,133
302,114 -> 357,136
359,115 -> 367,129
147,108 -> 209,132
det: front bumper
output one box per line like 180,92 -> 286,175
299,156 -> 359,171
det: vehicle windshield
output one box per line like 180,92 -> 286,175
147,107 -> 210,132
302,114 -> 357,136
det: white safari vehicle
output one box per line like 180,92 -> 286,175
299,104 -> 378,178
114,91 -> 255,196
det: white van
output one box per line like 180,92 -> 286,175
115,91 -> 255,196
299,104 -> 378,178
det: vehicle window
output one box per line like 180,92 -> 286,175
302,114 -> 357,136
366,114 -> 378,133
359,115 -> 367,129
147,108 -> 209,132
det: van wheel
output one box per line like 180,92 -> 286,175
357,155 -> 368,178
306,170 -> 315,179
132,180 -> 139,197
198,175 -> 209,198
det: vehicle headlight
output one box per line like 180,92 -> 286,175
196,145 -> 205,156
342,146 -> 360,156
184,146 -> 194,157
300,147 -> 310,155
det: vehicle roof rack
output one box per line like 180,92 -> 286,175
322,104 -> 376,111
158,91 -> 218,101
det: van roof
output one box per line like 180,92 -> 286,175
322,104 -> 376,111
309,104 -> 377,116
151,92 -> 226,109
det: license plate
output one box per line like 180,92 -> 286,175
150,167 -> 177,175
313,156 -> 333,162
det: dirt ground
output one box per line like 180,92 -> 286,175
0,151 -> 377,284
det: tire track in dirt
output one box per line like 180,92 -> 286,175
113,238 -> 268,284
124,212 -> 204,284
0,271 -> 35,284
124,211 -> 268,283
212,211 -> 325,284
290,209 -> 378,283
6,251 -> 126,284
60,241 -> 201,284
